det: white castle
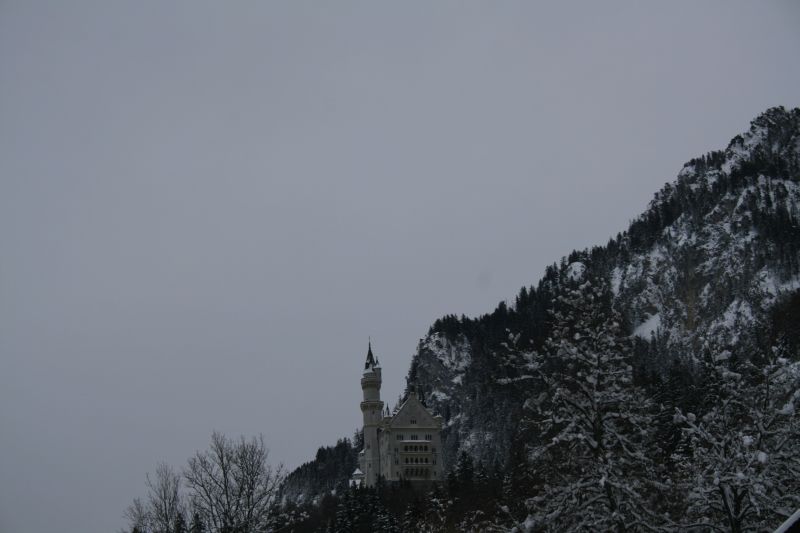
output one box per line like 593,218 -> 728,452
351,342 -> 444,487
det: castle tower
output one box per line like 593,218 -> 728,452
360,341 -> 384,486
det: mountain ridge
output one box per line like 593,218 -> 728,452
409,105 -> 800,471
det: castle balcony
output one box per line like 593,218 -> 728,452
400,466 -> 435,480
393,432 -> 435,443
398,443 -> 434,454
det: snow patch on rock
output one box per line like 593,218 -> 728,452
633,313 -> 661,339
566,261 -> 586,282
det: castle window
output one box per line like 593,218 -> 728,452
425,434 -> 432,440
397,434 -> 403,440
433,458 -> 437,465
410,434 -> 418,440
425,458 -> 429,464
424,445 -> 428,451
410,419 -> 417,424
404,445 -> 408,452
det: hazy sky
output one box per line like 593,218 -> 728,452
1,2 -> 799,532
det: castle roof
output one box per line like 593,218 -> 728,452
387,391 -> 442,429
364,340 -> 379,369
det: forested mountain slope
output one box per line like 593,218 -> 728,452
410,106 -> 800,471
281,107 -> 800,531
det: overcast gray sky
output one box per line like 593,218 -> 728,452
1,2 -> 799,532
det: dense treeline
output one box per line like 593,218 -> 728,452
279,437 -> 360,505
275,451 -> 509,532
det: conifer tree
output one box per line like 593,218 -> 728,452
400,498 -> 423,532
674,346 -> 800,531
422,484 -> 449,532
373,503 -> 400,533
454,451 -> 474,488
521,276 -> 670,531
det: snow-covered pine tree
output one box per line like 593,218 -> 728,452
674,345 -> 800,532
373,501 -> 400,533
400,498 -> 424,532
331,488 -> 355,533
421,484 -> 449,532
520,273 -> 671,531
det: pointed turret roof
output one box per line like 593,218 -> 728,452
364,340 -> 376,369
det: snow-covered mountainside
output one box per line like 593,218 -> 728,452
409,106 -> 800,469
269,107 -> 800,533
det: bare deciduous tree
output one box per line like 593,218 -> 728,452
123,497 -> 149,533
147,463 -> 183,533
184,431 -> 285,533
124,463 -> 183,533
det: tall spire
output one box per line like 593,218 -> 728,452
364,338 -> 376,369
